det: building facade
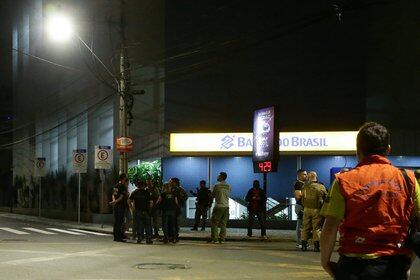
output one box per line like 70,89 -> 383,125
6,0 -> 165,218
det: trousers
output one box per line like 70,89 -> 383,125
211,207 -> 229,241
247,210 -> 266,236
334,255 -> 411,280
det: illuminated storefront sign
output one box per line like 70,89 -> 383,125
170,131 -> 357,153
252,106 -> 279,173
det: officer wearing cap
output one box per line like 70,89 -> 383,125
301,171 -> 327,252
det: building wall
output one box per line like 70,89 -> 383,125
11,0 -> 165,177
162,155 -> 420,200
9,0 -> 165,213
0,0 -> 14,203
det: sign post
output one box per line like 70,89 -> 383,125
73,149 -> 87,224
34,157 -> 46,217
252,107 -> 279,231
94,145 -> 112,228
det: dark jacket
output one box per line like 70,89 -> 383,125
195,187 -> 212,207
245,187 -> 267,212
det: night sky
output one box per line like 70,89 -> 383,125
164,0 -> 420,134
165,1 -> 365,132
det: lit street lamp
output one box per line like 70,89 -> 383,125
45,14 -> 74,42
44,13 -> 129,219
45,13 -> 128,175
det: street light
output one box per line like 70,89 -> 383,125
45,14 -> 74,43
44,12 -> 130,219
46,14 -> 118,86
46,12 -> 129,168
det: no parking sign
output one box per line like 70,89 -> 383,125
34,157 -> 46,177
94,146 -> 112,170
73,149 -> 87,173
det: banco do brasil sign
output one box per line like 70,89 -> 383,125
170,131 -> 357,153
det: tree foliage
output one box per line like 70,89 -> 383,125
128,160 -> 161,186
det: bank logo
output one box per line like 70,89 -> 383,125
221,135 -> 234,149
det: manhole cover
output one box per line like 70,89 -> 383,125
136,263 -> 190,270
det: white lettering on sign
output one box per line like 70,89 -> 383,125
170,132 -> 357,153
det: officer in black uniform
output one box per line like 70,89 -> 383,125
147,179 -> 161,238
190,180 -> 212,231
170,177 -> 188,242
129,179 -> 154,244
109,173 -> 128,242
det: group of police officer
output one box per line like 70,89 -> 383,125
294,169 -> 328,252
110,174 -> 188,244
110,171 -> 256,245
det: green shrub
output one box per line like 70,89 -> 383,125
128,160 -> 161,187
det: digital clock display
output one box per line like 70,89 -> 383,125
259,161 -> 272,172
253,161 -> 277,173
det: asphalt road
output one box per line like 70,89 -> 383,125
0,216 -> 419,280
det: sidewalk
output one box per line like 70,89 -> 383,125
0,212 -> 295,242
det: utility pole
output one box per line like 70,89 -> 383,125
119,0 -> 128,175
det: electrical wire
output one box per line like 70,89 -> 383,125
11,48 -> 84,73
3,0 -> 400,148
0,76 -> 111,136
0,90 -> 115,149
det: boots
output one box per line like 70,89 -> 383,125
301,240 -> 308,251
314,241 -> 320,252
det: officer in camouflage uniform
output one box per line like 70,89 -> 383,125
293,169 -> 307,248
301,171 -> 327,252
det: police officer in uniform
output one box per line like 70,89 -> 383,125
128,179 -> 154,244
190,180 -> 212,231
293,169 -> 307,248
147,179 -> 161,238
109,173 -> 128,242
301,171 -> 327,252
169,178 -> 188,242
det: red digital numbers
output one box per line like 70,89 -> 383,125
258,161 -> 272,172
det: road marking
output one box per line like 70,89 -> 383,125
22,228 -> 57,235
0,227 -> 30,235
46,228 -> 85,235
0,249 -> 65,255
1,247 -> 120,265
67,229 -> 110,236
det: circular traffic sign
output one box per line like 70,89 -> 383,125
36,160 -> 45,169
74,153 -> 85,164
97,150 -> 109,161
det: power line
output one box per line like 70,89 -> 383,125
1,91 -> 115,149
12,48 -> 84,73
3,1 -> 376,148
0,77 -> 111,136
